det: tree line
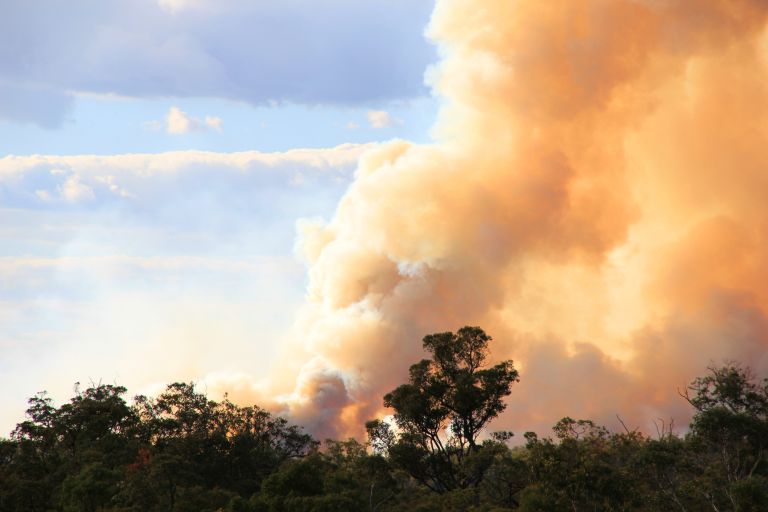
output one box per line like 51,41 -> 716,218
1,326 -> 767,511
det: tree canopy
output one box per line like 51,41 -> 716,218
0,330 -> 766,511
368,326 -> 519,492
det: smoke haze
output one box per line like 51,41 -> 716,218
248,0 -> 768,438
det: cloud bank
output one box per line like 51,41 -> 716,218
0,0 -> 435,128
269,0 -> 768,439
0,144 -> 369,434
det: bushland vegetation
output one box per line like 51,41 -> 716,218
1,327 -> 767,511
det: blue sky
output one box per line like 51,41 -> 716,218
0,147 -> 365,430
5,0 -> 767,443
0,96 -> 438,155
1,0 -> 438,153
0,0 -> 439,434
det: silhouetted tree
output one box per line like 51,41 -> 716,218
683,364 -> 768,510
2,348 -> 767,512
367,326 -> 519,493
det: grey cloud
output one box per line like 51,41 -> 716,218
0,0 -> 436,128
0,82 -> 74,129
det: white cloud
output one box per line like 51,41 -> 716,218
0,144 -> 370,178
94,175 -> 133,198
205,116 -> 223,132
35,190 -> 52,202
0,144 -> 372,211
59,175 -> 95,202
157,0 -> 198,14
159,107 -> 223,135
0,144 -> 372,434
166,106 -> 193,134
165,106 -> 219,134
367,110 -> 399,129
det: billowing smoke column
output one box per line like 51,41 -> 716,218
274,0 -> 768,438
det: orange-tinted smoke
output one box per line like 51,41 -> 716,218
270,0 -> 768,438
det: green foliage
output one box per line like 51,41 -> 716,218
0,329 -> 766,512
677,364 -> 768,511
731,476 -> 768,511
60,462 -> 121,512
523,421 -> 648,511
0,381 -> 315,512
370,326 -> 519,493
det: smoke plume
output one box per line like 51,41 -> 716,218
266,0 -> 768,438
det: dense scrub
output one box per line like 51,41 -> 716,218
1,328 -> 767,511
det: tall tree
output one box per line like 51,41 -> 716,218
683,364 -> 768,510
367,326 -> 519,492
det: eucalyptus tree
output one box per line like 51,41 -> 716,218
367,326 -> 519,493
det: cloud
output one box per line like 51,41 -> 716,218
367,110 -> 397,129
204,116 -> 223,131
34,189 -> 52,202
0,144 -> 371,435
0,0 -> 436,128
157,0 -> 199,14
266,0 -> 768,439
166,106 -> 196,134
0,81 -> 74,129
7,0 -> 768,445
0,144 -> 370,209
161,106 -> 223,134
59,175 -> 95,202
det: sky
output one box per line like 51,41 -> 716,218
0,0 -> 438,434
4,0 -> 768,440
